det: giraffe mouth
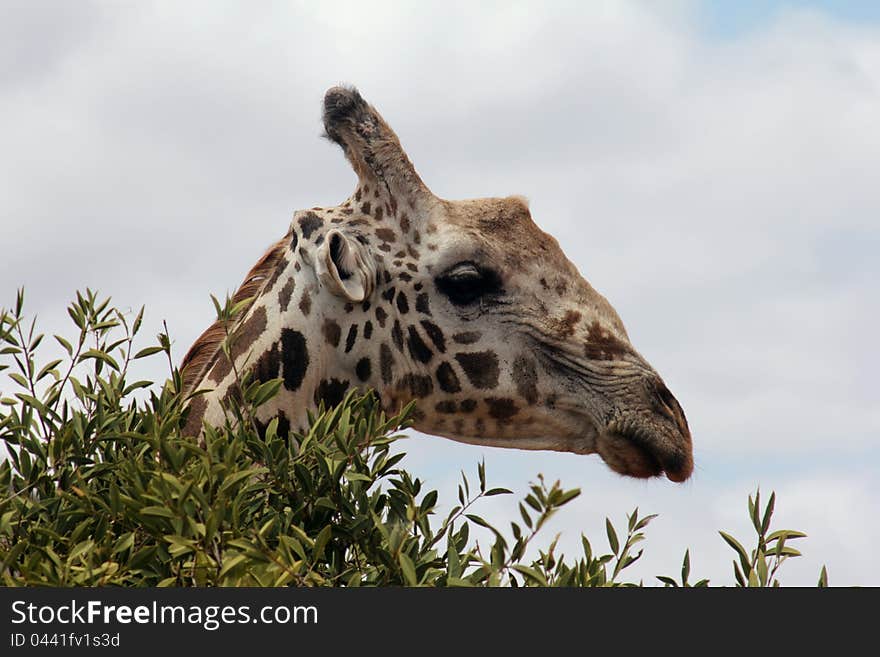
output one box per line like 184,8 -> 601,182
597,422 -> 692,483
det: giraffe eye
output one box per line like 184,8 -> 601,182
436,262 -> 502,306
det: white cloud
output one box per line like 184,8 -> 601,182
1,1 -> 877,584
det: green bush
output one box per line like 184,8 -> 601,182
0,290 -> 827,587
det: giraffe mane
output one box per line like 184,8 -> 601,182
180,237 -> 288,396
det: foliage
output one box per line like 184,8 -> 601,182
0,290 -> 827,586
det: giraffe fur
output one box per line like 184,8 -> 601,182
180,86 -> 694,482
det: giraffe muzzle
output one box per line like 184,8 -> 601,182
596,377 -> 693,482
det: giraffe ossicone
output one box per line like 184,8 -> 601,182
181,86 -> 694,482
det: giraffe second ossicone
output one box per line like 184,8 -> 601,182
180,86 -> 694,482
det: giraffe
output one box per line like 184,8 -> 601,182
180,86 -> 693,482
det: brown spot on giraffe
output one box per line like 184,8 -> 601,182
452,331 -> 481,345
182,393 -> 208,437
419,320 -> 445,353
344,324 -> 358,353
455,351 -> 500,389
406,325 -> 433,363
436,361 -> 461,393
512,356 -> 538,405
415,292 -> 431,315
322,319 -> 341,347
398,373 -> 433,398
485,398 -> 519,420
208,352 -> 232,385
254,342 -> 281,383
278,278 -> 295,311
298,212 -> 323,239
299,290 -> 311,316
281,328 -> 308,391
391,320 -> 404,352
584,321 -> 632,361
435,400 -> 457,414
314,378 -> 349,409
380,343 -> 394,385
355,357 -> 371,382
376,227 -> 395,243
229,306 -> 267,362
549,310 -> 582,339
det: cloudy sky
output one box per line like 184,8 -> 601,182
1,1 -> 878,585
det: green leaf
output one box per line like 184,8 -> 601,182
399,553 -> 418,586
123,380 -> 153,395
766,529 -> 807,542
719,531 -> 751,576
733,561 -> 746,587
747,567 -> 759,588
133,346 -> 165,359
79,348 -> 120,371
219,468 -> 266,493
581,535 -> 593,562
525,494 -> 541,513
555,488 -> 580,507
761,491 -> 776,535
465,514 -> 492,530
132,306 -> 145,334
605,518 -> 619,555
54,335 -> 73,355
756,555 -> 768,587
519,503 -> 533,530
219,554 -> 249,579
446,577 -> 472,587
447,543 -> 461,579
36,359 -> 63,382
512,565 -> 548,587
750,490 -> 761,535
249,378 -> 283,407
111,533 -> 135,555
484,487 -> 513,497
313,525 -> 332,561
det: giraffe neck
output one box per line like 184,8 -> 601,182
182,203 -> 382,439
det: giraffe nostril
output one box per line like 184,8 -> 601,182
655,381 -> 675,414
653,379 -> 690,442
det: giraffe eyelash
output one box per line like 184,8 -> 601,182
435,262 -> 503,306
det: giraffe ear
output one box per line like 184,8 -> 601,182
316,229 -> 376,302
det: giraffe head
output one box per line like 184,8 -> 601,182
182,86 -> 693,483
